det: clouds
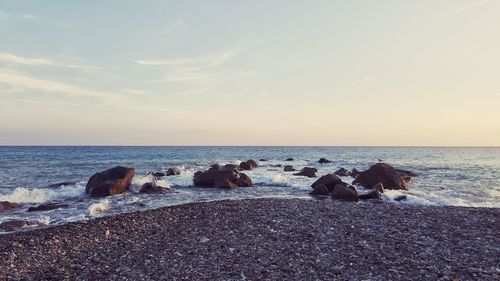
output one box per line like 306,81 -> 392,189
0,52 -> 95,70
427,0 -> 490,22
136,50 -> 237,69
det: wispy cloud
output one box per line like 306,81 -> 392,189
427,0 -> 489,22
0,52 -> 100,71
137,50 -> 237,69
329,75 -> 373,93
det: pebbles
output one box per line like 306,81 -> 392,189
0,198 -> 498,280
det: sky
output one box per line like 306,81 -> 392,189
0,0 -> 499,146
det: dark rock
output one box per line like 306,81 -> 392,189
27,203 -> 69,212
358,189 -> 381,200
373,182 -> 385,193
221,164 -> 240,172
0,220 -> 35,232
351,168 -> 360,178
193,165 -> 252,189
47,181 -> 77,188
394,195 -> 407,202
271,164 -> 282,168
150,172 -> 166,177
239,161 -> 253,171
85,166 -> 136,197
0,201 -> 22,212
246,159 -> 258,168
259,159 -> 268,162
318,158 -> 332,164
166,168 -> 181,176
140,182 -> 169,193
331,184 -> 358,202
293,167 -> 318,178
396,169 -> 418,177
311,174 -> 343,192
285,158 -> 294,161
352,163 -> 408,190
284,165 -> 295,172
334,168 -> 352,177
309,184 -> 330,196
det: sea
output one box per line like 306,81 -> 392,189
1,146 -> 499,233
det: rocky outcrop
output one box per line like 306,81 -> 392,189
284,165 -> 295,172
331,184 -> 358,202
239,159 -> 258,171
27,203 -> 69,212
318,158 -> 332,164
373,182 -> 385,193
334,168 -> 352,177
0,201 -> 22,213
85,166 -> 136,197
309,184 -> 330,196
352,163 -> 408,190
193,164 -> 252,189
293,167 -> 318,178
166,168 -> 181,176
311,174 -> 342,192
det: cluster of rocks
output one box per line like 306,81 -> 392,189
193,164 -> 252,189
309,163 -> 416,202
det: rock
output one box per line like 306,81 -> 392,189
239,161 -> 253,171
285,158 -> 294,161
27,203 -> 69,212
396,169 -> 418,177
352,163 -> 408,190
246,159 -> 258,168
140,182 -> 169,193
293,167 -> 318,178
284,165 -> 295,172
394,195 -> 407,202
85,166 -> 136,197
166,168 -> 181,176
0,220 -> 35,232
259,159 -> 268,162
272,164 -> 282,168
47,181 -> 77,188
309,184 -> 330,196
334,168 -> 352,177
351,168 -> 360,178
0,201 -> 22,213
331,184 -> 359,202
311,174 -> 342,192
358,189 -> 381,200
193,165 -> 252,189
149,172 -> 166,177
318,158 -> 332,164
402,176 -> 412,184
373,182 -> 385,193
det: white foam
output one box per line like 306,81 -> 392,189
89,199 -> 110,216
0,182 -> 86,203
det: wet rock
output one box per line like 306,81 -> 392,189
311,174 -> 342,192
351,168 -> 360,178
293,167 -> 318,178
47,181 -> 78,188
334,168 -> 352,177
284,165 -> 295,172
358,189 -> 381,200
149,172 -> 166,177
285,158 -> 294,161
27,203 -> 69,212
0,201 -> 22,213
246,159 -> 258,168
394,195 -> 407,202
318,158 -> 332,164
373,182 -> 385,193
0,220 -> 36,232
352,163 -> 408,190
331,184 -> 358,202
193,165 -> 252,189
309,184 -> 330,196
259,159 -> 268,162
140,182 -> 169,193
239,161 -> 253,171
85,166 -> 136,197
272,164 -> 282,168
396,169 -> 418,177
166,168 -> 181,176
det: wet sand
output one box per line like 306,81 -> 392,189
0,198 -> 499,280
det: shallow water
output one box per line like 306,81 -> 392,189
1,146 -> 499,232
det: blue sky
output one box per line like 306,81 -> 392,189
0,0 -> 499,145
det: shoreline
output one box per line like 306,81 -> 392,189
1,198 -> 499,280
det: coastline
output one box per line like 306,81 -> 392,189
1,198 -> 498,280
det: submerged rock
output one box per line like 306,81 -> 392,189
285,158 -> 294,161
352,163 -> 408,190
85,166 -> 136,197
149,172 -> 166,178
318,158 -> 332,164
0,201 -> 22,213
331,184 -> 358,202
27,203 -> 69,212
166,168 -> 181,176
395,169 -> 418,178
334,168 -> 352,177
293,167 -> 318,178
311,174 -> 342,192
394,195 -> 407,202
47,181 -> 78,188
284,165 -> 295,172
309,184 -> 330,196
0,220 -> 36,232
140,182 -> 169,193
193,164 -> 252,189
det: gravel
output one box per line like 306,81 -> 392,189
0,198 -> 499,280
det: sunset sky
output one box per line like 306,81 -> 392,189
0,0 -> 499,146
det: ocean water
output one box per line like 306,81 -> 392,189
0,146 -> 499,232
